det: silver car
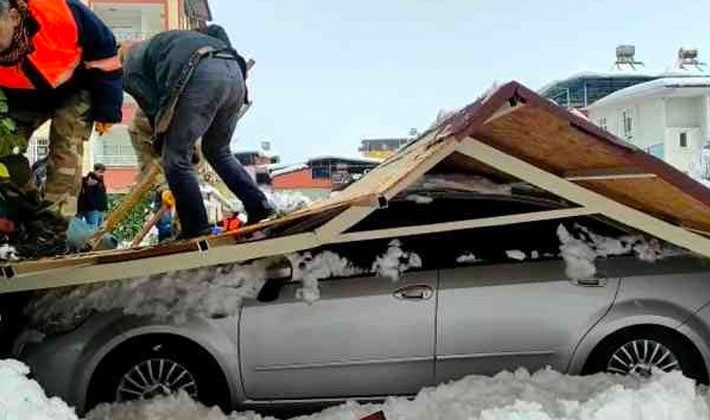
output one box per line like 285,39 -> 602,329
16,184 -> 710,416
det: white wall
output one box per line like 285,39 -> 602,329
589,94 -> 709,174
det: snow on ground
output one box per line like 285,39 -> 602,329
0,359 -> 78,420
5,357 -> 710,420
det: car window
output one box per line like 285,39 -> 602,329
347,192 -> 570,232
319,214 -> 631,276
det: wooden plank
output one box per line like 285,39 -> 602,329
457,138 -> 710,258
332,207 -> 596,244
0,233 -> 319,294
314,206 -> 375,242
564,167 -> 656,181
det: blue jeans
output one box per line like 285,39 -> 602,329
81,210 -> 104,230
161,57 -> 270,237
156,210 -> 173,242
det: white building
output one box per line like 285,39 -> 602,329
587,75 -> 710,175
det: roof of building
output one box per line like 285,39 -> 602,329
306,155 -> 383,165
588,75 -> 710,109
270,164 -> 309,177
539,70 -> 658,94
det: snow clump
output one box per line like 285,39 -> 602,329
25,261 -> 271,331
289,251 -> 365,304
557,224 -> 687,281
372,239 -> 422,281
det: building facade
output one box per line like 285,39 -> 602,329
271,156 -> 380,200
359,138 -> 410,160
27,0 -> 212,192
587,76 -> 710,175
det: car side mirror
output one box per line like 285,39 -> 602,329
257,259 -> 293,302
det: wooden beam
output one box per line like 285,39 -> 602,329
382,136 -> 460,200
483,102 -> 525,125
564,167 -> 657,181
457,138 -> 710,258
333,207 -> 595,244
0,233 -> 319,294
314,205 -> 375,242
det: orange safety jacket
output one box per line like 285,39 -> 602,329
0,0 -> 123,123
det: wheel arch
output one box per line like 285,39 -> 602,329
74,324 -> 239,415
567,299 -> 699,376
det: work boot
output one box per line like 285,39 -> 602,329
245,205 -> 276,226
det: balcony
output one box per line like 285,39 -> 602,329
94,154 -> 139,167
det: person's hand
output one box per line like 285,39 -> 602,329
95,122 -> 114,136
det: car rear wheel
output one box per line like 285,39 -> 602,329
86,335 -> 230,413
583,326 -> 708,384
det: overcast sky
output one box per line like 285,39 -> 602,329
210,0 -> 710,165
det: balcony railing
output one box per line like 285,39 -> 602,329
95,154 -> 138,167
111,31 -> 161,42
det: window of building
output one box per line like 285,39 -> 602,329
679,132 -> 688,148
622,111 -> 633,141
597,117 -> 608,131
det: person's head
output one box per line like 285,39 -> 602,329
117,40 -> 141,65
197,24 -> 233,48
0,0 -> 22,53
93,163 -> 106,178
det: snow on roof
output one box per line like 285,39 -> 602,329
588,75 -> 710,109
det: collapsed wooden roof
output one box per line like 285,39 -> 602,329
3,81 -> 710,294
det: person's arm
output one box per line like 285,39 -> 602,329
67,0 -> 123,123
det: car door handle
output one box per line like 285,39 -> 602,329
571,274 -> 608,287
393,285 -> 434,300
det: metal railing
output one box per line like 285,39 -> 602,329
94,154 -> 139,167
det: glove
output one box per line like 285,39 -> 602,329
95,122 -> 114,136
161,190 -> 175,209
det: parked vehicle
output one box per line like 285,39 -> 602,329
17,182 -> 710,415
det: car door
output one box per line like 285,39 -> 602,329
431,218 -> 621,383
239,242 -> 437,400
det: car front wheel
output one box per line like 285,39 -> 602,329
86,335 -> 230,412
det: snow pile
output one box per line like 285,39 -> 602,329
558,224 -> 686,281
84,391 -> 271,420
408,174 -> 512,195
261,188 -> 314,215
289,251 -> 365,304
0,359 -> 78,420
78,368 -> 709,420
25,261 -> 270,331
371,239 -> 423,281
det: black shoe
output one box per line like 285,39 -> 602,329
172,227 -> 213,242
246,205 -> 276,226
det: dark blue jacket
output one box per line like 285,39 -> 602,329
123,30 -> 246,134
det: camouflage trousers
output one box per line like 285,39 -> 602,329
128,107 -> 217,190
10,90 -> 93,217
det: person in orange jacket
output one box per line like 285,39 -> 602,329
0,0 -> 123,219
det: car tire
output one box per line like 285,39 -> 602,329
85,335 -> 231,412
583,326 -> 708,384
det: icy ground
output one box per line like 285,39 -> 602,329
3,359 -> 710,420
